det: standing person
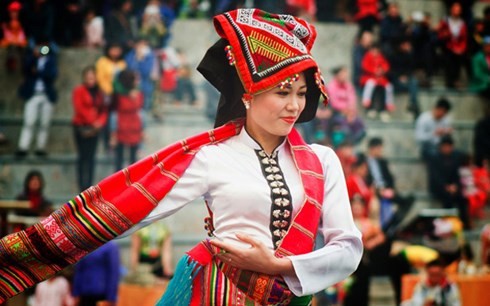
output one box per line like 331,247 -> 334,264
124,38 -> 158,113
95,43 -> 126,152
34,276 -> 74,306
0,9 -> 362,305
437,2 -> 468,89
415,98 -> 453,161
111,69 -> 144,171
72,66 -> 108,191
72,241 -> 120,306
379,2 -> 407,56
15,42 -> 58,157
354,0 -> 380,34
410,258 -> 461,306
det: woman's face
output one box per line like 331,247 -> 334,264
83,70 -> 97,87
247,73 -> 307,139
28,176 -> 42,192
108,46 -> 122,60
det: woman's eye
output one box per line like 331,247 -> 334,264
276,91 -> 289,96
298,91 -> 307,97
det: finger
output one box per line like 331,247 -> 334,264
235,232 -> 259,247
209,239 -> 238,254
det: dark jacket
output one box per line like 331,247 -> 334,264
474,116 -> 490,167
18,51 -> 58,103
388,49 -> 415,79
428,150 -> 463,197
367,157 -> 395,189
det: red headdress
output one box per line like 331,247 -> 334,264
198,9 -> 328,127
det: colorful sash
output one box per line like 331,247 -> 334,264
0,119 -> 324,305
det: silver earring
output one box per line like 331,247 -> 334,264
244,101 -> 250,110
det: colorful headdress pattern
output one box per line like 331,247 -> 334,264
213,9 -> 328,98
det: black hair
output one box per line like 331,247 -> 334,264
118,69 -> 137,91
23,170 -> 45,194
368,137 -> 383,148
460,243 -> 474,261
353,153 -> 367,168
485,6 -> 490,17
426,258 -> 445,269
331,66 -> 345,76
435,97 -> 452,111
439,135 -> 454,146
104,42 -> 123,57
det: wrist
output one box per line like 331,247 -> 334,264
271,257 -> 294,276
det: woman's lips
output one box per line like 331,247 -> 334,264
281,117 -> 297,124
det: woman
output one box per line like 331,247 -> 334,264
0,9 -> 362,305
72,66 -> 107,191
111,69 -> 144,171
15,170 -> 52,217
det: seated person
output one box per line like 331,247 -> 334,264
15,170 -> 53,217
129,221 -> 173,282
360,44 -> 395,121
410,258 -> 461,306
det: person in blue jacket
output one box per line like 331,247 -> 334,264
72,241 -> 121,306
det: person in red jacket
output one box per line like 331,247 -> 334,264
437,2 -> 468,89
72,66 -> 108,191
346,154 -> 375,217
360,44 -> 395,121
110,69 -> 144,171
355,0 -> 381,34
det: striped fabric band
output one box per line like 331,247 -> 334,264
0,120 -> 243,303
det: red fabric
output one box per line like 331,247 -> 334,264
287,0 -> 317,16
27,192 -> 42,211
213,9 -> 327,98
346,174 -> 373,215
468,167 -> 490,218
360,50 -> 390,86
115,92 -> 144,145
72,85 -> 107,127
355,0 -> 379,20
437,19 -> 468,55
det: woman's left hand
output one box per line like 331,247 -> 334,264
210,233 -> 294,276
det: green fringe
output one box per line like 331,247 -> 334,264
156,254 -> 202,306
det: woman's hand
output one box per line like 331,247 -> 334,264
210,233 -> 295,276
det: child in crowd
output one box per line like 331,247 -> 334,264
111,69 -> 144,171
34,275 -> 74,306
326,66 -> 357,116
360,44 -> 395,121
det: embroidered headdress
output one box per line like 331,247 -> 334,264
198,9 -> 328,126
